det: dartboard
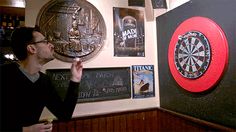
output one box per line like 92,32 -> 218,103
174,31 -> 211,79
168,17 -> 228,93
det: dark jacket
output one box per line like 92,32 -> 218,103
0,62 -> 79,131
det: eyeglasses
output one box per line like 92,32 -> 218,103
30,39 -> 49,44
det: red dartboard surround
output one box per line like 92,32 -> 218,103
168,16 -> 229,92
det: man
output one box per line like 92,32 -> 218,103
0,27 -> 83,132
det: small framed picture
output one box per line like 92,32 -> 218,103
132,65 -> 155,98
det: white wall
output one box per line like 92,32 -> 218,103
25,0 -> 188,120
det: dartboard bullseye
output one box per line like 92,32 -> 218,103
174,31 -> 211,79
168,16 -> 228,93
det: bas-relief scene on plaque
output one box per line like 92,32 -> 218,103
36,0 -> 106,62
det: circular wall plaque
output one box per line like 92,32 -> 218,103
36,0 -> 106,62
168,16 -> 228,92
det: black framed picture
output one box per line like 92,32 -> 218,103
46,67 -> 131,103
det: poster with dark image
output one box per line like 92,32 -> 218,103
128,0 -> 145,7
151,0 -> 167,9
113,7 -> 145,57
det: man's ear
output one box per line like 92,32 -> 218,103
27,44 -> 37,54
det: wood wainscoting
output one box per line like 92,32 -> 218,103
52,108 -> 235,132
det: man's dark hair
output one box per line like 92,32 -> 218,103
11,26 -> 40,60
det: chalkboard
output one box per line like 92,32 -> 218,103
46,67 -> 131,103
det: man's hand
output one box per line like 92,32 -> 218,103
23,123 -> 53,132
70,58 -> 83,82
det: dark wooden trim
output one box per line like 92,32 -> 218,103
158,108 -> 236,131
52,108 -> 235,132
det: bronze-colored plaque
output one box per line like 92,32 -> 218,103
36,0 -> 106,62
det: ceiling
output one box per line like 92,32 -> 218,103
0,0 -> 25,8
0,0 -> 25,16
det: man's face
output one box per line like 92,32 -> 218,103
32,31 -> 55,64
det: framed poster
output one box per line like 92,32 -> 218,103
113,7 -> 145,57
132,65 -> 155,98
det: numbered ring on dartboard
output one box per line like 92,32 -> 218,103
174,31 -> 211,79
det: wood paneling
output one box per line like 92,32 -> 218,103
52,108 -> 235,132
0,6 -> 25,17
